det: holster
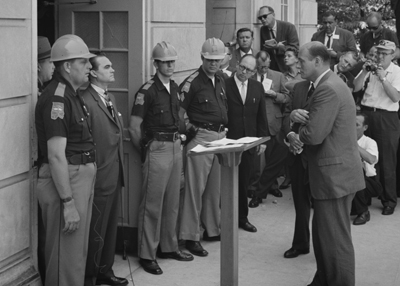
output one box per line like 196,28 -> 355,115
140,135 -> 153,163
184,125 -> 199,146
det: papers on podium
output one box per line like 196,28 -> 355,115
190,137 -> 261,153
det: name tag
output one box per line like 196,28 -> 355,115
332,34 -> 340,40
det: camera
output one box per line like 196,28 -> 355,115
365,62 -> 379,72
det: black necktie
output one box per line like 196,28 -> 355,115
260,74 -> 264,83
307,83 -> 315,100
270,29 -> 275,39
103,91 -> 115,119
326,35 -> 332,48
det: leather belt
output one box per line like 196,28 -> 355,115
191,121 -> 225,133
67,150 -> 96,165
152,131 -> 180,142
361,105 -> 396,113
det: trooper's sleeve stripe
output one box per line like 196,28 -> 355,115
142,79 -> 154,91
181,71 -> 199,93
54,83 -> 66,97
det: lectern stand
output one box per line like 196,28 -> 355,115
188,137 -> 269,286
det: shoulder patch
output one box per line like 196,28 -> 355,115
51,102 -> 65,120
181,71 -> 199,93
135,93 -> 145,105
54,83 -> 66,97
142,80 -> 154,91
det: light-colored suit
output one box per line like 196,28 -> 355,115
299,70 -> 364,286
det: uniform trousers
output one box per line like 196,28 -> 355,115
138,139 -> 182,260
37,163 -> 96,286
363,109 -> 400,208
84,180 -> 121,286
288,155 -> 311,250
179,128 -> 226,241
310,193 -> 355,286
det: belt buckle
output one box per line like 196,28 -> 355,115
218,124 -> 223,133
173,132 -> 179,141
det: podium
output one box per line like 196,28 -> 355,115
188,137 -> 269,286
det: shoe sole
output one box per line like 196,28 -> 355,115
158,254 -> 194,261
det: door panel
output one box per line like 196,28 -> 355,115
57,0 -> 143,227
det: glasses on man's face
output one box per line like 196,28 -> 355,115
377,51 -> 394,57
238,64 -> 256,74
258,12 -> 272,21
367,25 -> 379,31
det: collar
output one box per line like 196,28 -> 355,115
271,20 -> 277,32
314,68 -> 330,87
152,73 -> 171,91
52,71 -> 77,94
199,65 -> 217,83
327,27 -> 336,37
357,134 -> 366,143
234,74 -> 247,87
91,83 -> 107,96
240,48 -> 253,57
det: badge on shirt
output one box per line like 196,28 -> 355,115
135,93 -> 145,105
182,82 -> 190,93
180,92 -> 185,102
51,102 -> 64,120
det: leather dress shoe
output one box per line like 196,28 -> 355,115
283,247 -> 310,258
96,276 -> 129,285
382,206 -> 395,215
185,240 -> 208,256
203,230 -> 221,241
239,221 -> 257,232
279,180 -> 291,189
353,211 -> 370,225
269,188 -> 283,197
249,197 -> 262,208
157,250 -> 193,261
139,258 -> 163,275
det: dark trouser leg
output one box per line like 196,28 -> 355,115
238,150 -> 255,223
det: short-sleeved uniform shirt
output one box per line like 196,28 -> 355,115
35,71 -> 94,163
131,74 -> 180,133
179,66 -> 228,125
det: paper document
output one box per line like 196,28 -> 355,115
204,137 -> 260,147
262,78 -> 272,91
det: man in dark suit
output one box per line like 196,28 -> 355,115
296,41 -> 365,286
258,6 -> 299,72
228,28 -> 258,72
248,51 -> 290,208
281,80 -> 311,259
83,54 -> 128,286
225,54 -> 268,232
311,11 -> 357,68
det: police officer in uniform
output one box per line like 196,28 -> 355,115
178,38 -> 228,256
35,34 -> 96,286
129,42 -> 193,275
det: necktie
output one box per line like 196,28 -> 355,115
240,82 -> 246,104
326,35 -> 332,49
260,74 -> 264,83
269,29 -> 275,39
307,83 -> 315,100
103,91 -> 115,119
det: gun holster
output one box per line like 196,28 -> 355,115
184,125 -> 199,146
140,136 -> 153,163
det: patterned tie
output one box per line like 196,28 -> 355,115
103,91 -> 115,119
240,82 -> 246,104
326,34 -> 332,49
307,83 -> 315,100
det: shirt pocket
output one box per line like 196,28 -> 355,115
197,96 -> 213,113
318,156 -> 343,167
153,107 -> 170,125
74,116 -> 91,141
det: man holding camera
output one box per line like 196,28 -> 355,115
354,40 -> 400,216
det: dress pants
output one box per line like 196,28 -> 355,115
363,109 -> 400,208
254,135 -> 288,199
289,155 -> 311,250
352,175 -> 382,214
37,163 -> 96,286
310,194 -> 355,286
84,181 -> 121,286
238,150 -> 256,223
179,128 -> 226,241
138,140 -> 181,260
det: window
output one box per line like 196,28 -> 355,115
281,0 -> 288,21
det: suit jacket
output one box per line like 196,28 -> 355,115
225,77 -> 268,151
311,27 -> 357,66
228,47 -> 259,72
260,20 -> 299,72
83,85 -> 125,196
252,69 -> 290,136
298,71 -> 365,199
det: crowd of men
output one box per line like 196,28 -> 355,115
35,5 -> 400,286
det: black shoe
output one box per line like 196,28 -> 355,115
185,240 -> 208,257
96,276 -> 129,286
239,221 -> 257,232
157,250 -> 193,261
247,190 -> 255,198
353,211 -> 370,225
139,258 -> 163,275
283,247 -> 310,258
203,230 -> 221,241
279,180 -> 291,189
269,188 -> 283,197
249,197 -> 262,208
382,206 -> 395,215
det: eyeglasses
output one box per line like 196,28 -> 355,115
367,25 -> 379,31
238,64 -> 256,74
258,12 -> 273,21
377,51 -> 394,57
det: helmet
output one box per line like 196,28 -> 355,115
201,38 -> 226,60
152,41 -> 178,61
50,34 -> 96,62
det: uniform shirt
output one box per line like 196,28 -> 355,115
131,73 -> 180,133
357,134 -> 378,177
35,71 -> 94,163
360,62 -> 400,111
180,66 -> 228,125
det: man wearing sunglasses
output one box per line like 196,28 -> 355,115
258,6 -> 299,73
311,11 -> 357,68
359,12 -> 399,59
353,40 -> 400,216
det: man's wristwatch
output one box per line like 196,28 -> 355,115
381,77 -> 387,82
61,196 -> 73,203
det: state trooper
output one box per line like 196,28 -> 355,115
35,34 -> 96,286
178,38 -> 228,256
129,41 -> 193,275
